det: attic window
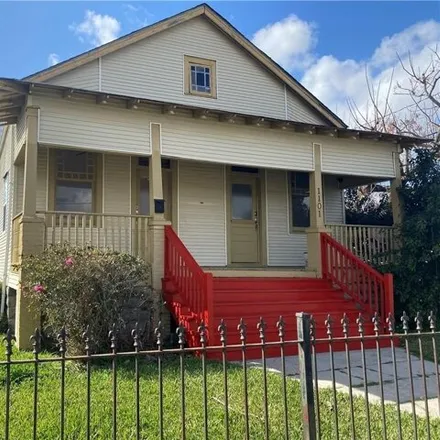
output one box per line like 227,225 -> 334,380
184,55 -> 217,99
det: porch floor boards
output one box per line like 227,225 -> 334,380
164,276 -> 381,361
204,267 -> 318,278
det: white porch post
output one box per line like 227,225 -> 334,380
306,143 -> 327,276
148,123 -> 170,291
16,105 -> 44,349
390,150 -> 403,226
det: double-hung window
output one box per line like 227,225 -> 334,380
55,150 -> 96,213
184,56 -> 217,98
289,171 -> 310,229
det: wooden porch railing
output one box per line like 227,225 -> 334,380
321,232 -> 394,319
326,223 -> 396,265
11,213 -> 22,266
37,211 -> 151,261
164,225 -> 214,342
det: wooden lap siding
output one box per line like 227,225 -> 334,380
322,138 -> 396,178
266,169 -> 307,267
36,95 -> 151,156
100,17 -> 287,121
0,128 -> 14,281
323,175 -> 344,224
178,160 -> 227,267
44,60 -> 100,91
43,16 -> 326,125
161,115 -> 314,171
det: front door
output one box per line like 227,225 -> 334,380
229,174 -> 260,264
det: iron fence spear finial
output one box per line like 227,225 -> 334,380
401,311 -> 410,334
30,328 -> 41,355
218,319 -> 227,345
276,315 -> 285,340
372,312 -> 381,334
325,314 -> 333,338
82,325 -> 91,356
3,328 -> 15,357
386,313 -> 395,334
415,312 -> 423,333
237,318 -> 246,343
57,326 -> 68,355
155,321 -> 163,350
109,324 -> 117,354
198,320 -> 207,347
176,323 -> 186,347
257,317 -> 266,343
356,313 -> 365,336
429,311 -> 436,332
341,313 -> 350,337
132,322 -> 140,352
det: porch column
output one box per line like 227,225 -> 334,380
148,123 -> 170,291
390,150 -> 403,225
306,143 -> 327,276
22,106 -> 39,218
15,106 -> 44,349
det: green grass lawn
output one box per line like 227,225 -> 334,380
0,345 -> 439,439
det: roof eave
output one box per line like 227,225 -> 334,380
0,79 -> 432,147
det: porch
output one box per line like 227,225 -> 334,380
10,146 -> 398,272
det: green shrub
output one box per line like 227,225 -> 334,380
19,244 -> 159,354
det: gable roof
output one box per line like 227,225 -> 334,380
24,4 -> 346,127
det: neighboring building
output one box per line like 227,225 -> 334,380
0,4 -> 428,353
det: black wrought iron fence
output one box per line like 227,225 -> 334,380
1,311 -> 440,439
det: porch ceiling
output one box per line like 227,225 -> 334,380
0,77 -> 433,147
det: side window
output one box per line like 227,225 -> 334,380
289,171 -> 310,229
55,150 -> 95,213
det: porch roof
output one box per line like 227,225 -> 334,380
0,77 -> 432,147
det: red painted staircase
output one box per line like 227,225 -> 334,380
163,226 -> 394,361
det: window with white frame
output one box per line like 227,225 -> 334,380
184,56 -> 217,98
289,171 -> 310,229
55,150 -> 96,212
3,173 -> 8,231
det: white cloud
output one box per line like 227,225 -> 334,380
301,20 -> 440,128
123,4 -> 153,29
70,10 -> 121,47
48,53 -> 60,66
252,15 -> 317,70
253,14 -> 440,130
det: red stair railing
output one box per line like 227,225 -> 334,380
321,232 -> 394,319
164,225 -> 214,341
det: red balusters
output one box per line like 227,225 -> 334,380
164,226 -> 215,343
320,232 -> 394,319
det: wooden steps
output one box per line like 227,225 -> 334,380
164,276 -> 383,361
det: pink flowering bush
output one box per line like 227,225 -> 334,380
20,244 -> 158,354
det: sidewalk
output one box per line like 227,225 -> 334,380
249,348 -> 440,418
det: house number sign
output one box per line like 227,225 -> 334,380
317,187 -> 322,218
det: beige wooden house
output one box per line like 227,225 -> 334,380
0,4 -> 427,348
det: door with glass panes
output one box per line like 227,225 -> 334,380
229,173 -> 260,264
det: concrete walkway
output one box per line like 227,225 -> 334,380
248,348 -> 440,418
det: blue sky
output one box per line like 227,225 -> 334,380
0,1 -> 439,123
